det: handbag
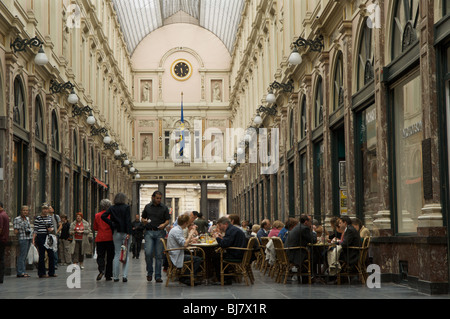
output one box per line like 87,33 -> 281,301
119,238 -> 128,264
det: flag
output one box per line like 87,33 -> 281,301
179,92 -> 185,157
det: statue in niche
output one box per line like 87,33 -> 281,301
141,81 -> 152,103
142,136 -> 151,160
212,82 -> 222,102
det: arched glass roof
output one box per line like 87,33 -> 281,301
112,0 -> 245,55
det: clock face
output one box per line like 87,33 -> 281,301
171,59 -> 193,81
174,62 -> 189,77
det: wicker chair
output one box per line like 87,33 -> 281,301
217,237 -> 257,286
271,237 -> 312,284
161,238 -> 206,287
337,236 -> 371,285
259,237 -> 270,275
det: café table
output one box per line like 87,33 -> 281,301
190,240 -> 218,284
307,242 -> 337,283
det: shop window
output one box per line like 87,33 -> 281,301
393,73 -> 423,233
356,104 -> 378,226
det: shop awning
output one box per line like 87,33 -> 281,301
93,177 -> 108,189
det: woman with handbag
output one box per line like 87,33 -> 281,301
101,193 -> 132,282
69,213 -> 92,269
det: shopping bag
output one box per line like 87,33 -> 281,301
119,238 -> 128,264
27,245 -> 39,264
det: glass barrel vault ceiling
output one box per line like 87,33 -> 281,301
112,0 -> 245,55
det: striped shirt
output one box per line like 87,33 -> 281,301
34,215 -> 53,235
13,216 -> 32,240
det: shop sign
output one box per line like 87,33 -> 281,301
402,121 -> 422,139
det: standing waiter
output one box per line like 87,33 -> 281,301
141,191 -> 170,283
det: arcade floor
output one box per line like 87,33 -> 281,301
0,255 -> 448,300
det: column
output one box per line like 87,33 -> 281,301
158,181 -> 166,202
226,181 -> 233,215
200,181 -> 208,220
131,181 -> 140,217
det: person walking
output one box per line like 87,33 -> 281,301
94,199 -> 114,281
131,214 -> 144,259
102,193 -> 132,282
13,206 -> 32,277
0,202 -> 10,284
58,214 -> 72,266
69,213 -> 92,270
33,203 -> 57,278
141,191 -> 170,283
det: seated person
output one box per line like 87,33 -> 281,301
278,217 -> 299,243
268,220 -> 284,237
285,214 -> 317,268
337,216 -> 361,267
328,216 -> 342,243
352,217 -> 370,240
256,219 -> 271,243
167,214 -> 202,285
212,216 -> 247,285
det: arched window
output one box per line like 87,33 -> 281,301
13,77 -> 26,128
83,139 -> 88,170
73,130 -> 79,164
98,154 -> 102,178
392,0 -> 420,60
357,18 -> 375,90
289,110 -> 295,149
300,96 -> 307,140
51,110 -> 60,151
91,147 -> 95,174
333,51 -> 344,111
314,76 -> 323,128
35,96 -> 44,141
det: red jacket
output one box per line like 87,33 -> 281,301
94,211 -> 113,242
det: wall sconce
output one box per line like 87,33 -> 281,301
91,127 -> 111,144
115,153 -> 127,160
72,105 -> 96,125
266,80 -> 294,103
50,80 -> 79,104
103,133 -> 112,145
10,36 -> 49,66
289,35 -> 324,65
105,142 -> 119,151
254,104 -> 278,125
91,126 -> 107,136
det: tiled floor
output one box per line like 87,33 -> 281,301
0,256 -> 449,300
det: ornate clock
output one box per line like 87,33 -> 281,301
171,59 -> 193,81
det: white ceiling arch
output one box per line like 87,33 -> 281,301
112,0 -> 245,56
